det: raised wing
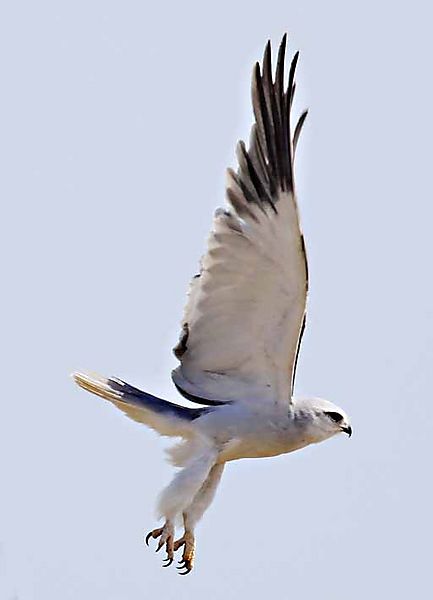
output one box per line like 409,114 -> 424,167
172,36 -> 309,408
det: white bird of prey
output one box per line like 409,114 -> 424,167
73,34 -> 352,575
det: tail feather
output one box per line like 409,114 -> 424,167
72,372 -> 206,437
73,372 -> 122,401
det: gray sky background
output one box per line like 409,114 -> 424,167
1,1 -> 432,598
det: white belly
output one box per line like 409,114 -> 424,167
197,403 -> 316,463
217,432 -> 313,462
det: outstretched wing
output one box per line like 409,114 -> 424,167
172,36 -> 309,409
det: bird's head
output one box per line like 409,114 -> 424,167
294,397 -> 352,441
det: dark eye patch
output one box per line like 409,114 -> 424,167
325,411 -> 344,423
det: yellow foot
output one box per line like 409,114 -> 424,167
174,531 -> 195,575
145,521 -> 174,567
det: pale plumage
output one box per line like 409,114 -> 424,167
73,35 -> 352,574
172,39 -> 307,408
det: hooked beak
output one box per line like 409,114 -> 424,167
342,425 -> 352,438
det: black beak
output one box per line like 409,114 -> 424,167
342,425 -> 352,438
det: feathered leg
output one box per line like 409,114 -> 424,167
146,445 -> 218,569
174,463 -> 225,574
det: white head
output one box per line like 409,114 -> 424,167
294,397 -> 352,443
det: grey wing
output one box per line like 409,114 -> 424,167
172,36 -> 308,409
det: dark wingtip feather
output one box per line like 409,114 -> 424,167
288,51 -> 300,106
275,35 -> 287,95
293,109 -> 308,154
233,37 -> 307,216
263,40 -> 272,83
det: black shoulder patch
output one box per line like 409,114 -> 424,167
174,382 -> 227,407
173,323 -> 189,359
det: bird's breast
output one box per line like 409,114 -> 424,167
200,409 -> 314,462
218,431 -> 313,462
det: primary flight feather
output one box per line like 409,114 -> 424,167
73,35 -> 352,574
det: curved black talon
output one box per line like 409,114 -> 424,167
163,557 -> 173,567
145,532 -> 153,546
178,567 -> 192,575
